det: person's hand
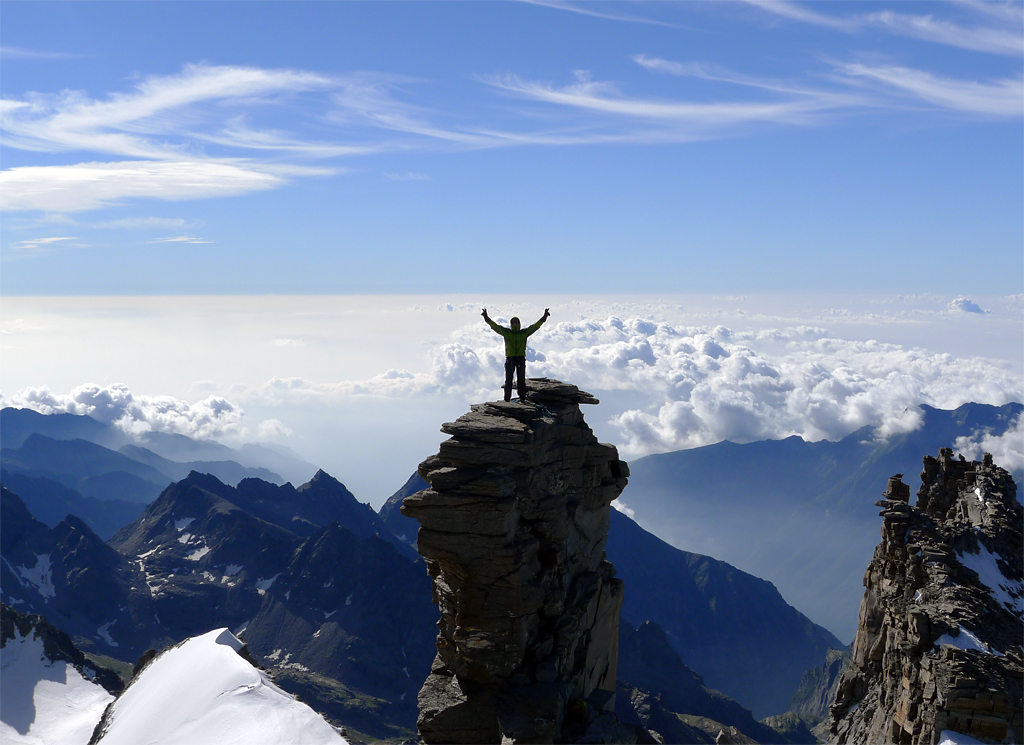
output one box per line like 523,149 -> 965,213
543,308 -> 550,318
481,308 -> 488,318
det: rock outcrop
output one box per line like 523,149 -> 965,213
402,379 -> 629,743
830,451 -> 1023,744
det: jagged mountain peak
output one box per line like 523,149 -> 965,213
830,451 -> 1023,744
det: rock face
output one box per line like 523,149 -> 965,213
830,451 -> 1023,744
402,379 -> 629,743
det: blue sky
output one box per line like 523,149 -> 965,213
2,5 -> 1023,627
3,1 -> 1022,295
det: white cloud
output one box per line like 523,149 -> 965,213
948,297 -> 988,314
955,414 -> 1024,474
836,62 -> 1023,117
146,236 -> 214,244
0,382 -> 285,444
178,314 -> 1023,461
10,315 -> 1019,464
521,0 -> 679,28
0,160 -> 285,212
482,70 -> 862,142
741,0 -> 1023,56
864,9 -> 1024,57
8,236 -> 78,251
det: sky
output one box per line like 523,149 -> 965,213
2,2 -> 1023,507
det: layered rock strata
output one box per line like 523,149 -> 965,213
830,451 -> 1023,744
402,378 -> 629,743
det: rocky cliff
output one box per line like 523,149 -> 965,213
402,379 -> 630,743
830,450 -> 1023,744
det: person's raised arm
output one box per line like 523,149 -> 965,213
522,308 -> 550,336
482,308 -> 506,335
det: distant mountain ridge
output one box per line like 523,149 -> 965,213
380,471 -> 841,719
622,401 -> 1022,641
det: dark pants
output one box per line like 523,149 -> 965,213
504,356 -> 526,401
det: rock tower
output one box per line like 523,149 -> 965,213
830,450 -> 1023,744
402,379 -> 629,743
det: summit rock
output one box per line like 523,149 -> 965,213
402,379 -> 630,743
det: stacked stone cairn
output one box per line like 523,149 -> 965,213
402,379 -> 630,744
829,450 -> 1023,744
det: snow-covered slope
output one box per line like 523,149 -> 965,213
0,622 -> 114,745
93,628 -> 346,745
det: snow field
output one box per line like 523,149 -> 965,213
0,629 -> 113,745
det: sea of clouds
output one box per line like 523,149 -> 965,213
5,304 -> 1022,478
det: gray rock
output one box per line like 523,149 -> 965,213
829,456 -> 1023,744
403,379 -> 628,743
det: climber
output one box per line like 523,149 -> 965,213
482,308 -> 550,402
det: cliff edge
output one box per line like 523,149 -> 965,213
402,378 -> 630,744
830,450 -> 1023,744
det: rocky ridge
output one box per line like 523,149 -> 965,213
830,451 -> 1023,744
402,379 -> 630,743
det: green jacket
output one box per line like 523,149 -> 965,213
485,315 -> 547,357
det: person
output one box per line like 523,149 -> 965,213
482,308 -> 550,402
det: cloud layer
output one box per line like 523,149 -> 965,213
4,383 -> 251,442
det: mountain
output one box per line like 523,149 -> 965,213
622,401 -> 1023,641
0,470 -> 145,541
90,628 -> 346,745
378,472 -> 427,544
616,619 -> 792,743
608,507 -> 841,719
1,405 -> 316,492
0,407 -> 127,450
1,487 -> 162,658
1,604 -> 123,745
107,472 -> 301,643
3,434 -> 171,496
241,521 -> 437,740
830,454 -> 1023,744
138,430 -> 317,486
118,443 -> 284,485
106,470 -> 431,738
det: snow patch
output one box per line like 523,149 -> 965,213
177,533 -> 193,544
935,626 -> 1003,657
0,627 -> 114,745
938,729 -> 985,745
16,554 -> 56,600
174,518 -> 195,531
185,546 -> 211,561
96,621 -> 119,648
92,628 -> 346,745
255,574 -> 281,595
265,649 -> 283,662
324,610 -> 336,619
138,547 -> 159,559
345,593 -> 353,606
323,579 -> 333,589
224,564 -> 243,576
957,545 -> 1023,617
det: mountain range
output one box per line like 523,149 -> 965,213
621,401 -> 1022,641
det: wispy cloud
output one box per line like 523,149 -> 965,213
9,236 -> 78,250
521,0 -> 682,28
384,171 -> 431,181
0,46 -> 87,60
837,62 -> 1023,116
740,0 -> 1024,57
0,160 -> 286,212
0,64 -> 376,212
864,9 -> 1024,56
147,235 -> 214,244
483,69 -> 862,140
